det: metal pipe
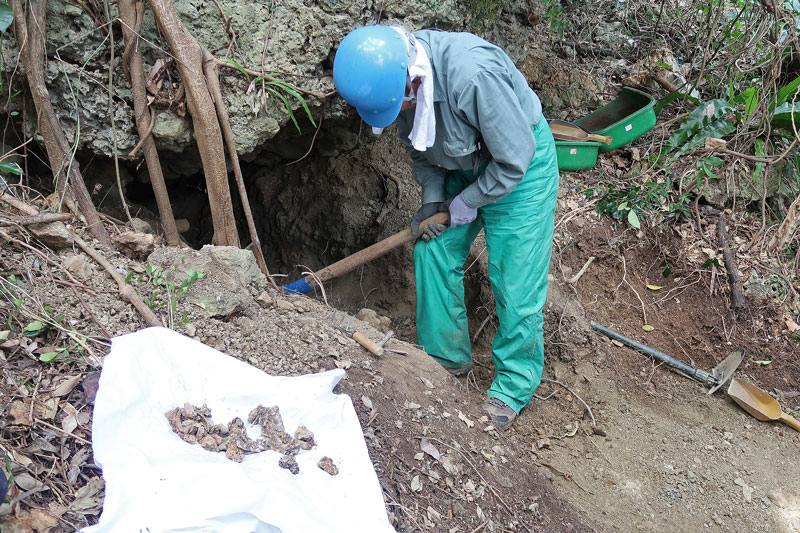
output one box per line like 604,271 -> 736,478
591,322 -> 717,385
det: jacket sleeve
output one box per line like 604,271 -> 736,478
397,113 -> 448,204
454,70 -> 536,208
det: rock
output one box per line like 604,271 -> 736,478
201,245 -> 267,291
356,308 -> 391,332
29,220 -> 72,249
256,291 -> 275,308
275,299 -> 296,313
112,232 -> 156,259
62,255 -> 94,281
129,217 -> 155,234
318,456 -> 339,476
147,246 -> 260,318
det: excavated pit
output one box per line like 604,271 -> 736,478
113,118 -> 495,344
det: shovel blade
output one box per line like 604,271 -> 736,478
706,348 -> 745,395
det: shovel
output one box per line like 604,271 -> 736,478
591,322 -> 743,394
284,212 -> 450,294
549,119 -> 613,145
727,378 -> 800,432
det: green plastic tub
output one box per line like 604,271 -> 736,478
574,87 -> 656,152
555,140 -> 602,171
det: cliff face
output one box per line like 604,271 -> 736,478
1,0 -> 530,161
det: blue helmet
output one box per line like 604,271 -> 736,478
333,26 -> 408,129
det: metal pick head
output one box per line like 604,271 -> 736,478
707,348 -> 745,395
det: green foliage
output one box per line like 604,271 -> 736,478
0,3 -> 12,33
458,0 -> 502,29
126,265 -> 205,327
541,0 -> 566,40
664,99 -> 737,159
591,178 -> 672,229
249,77 -> 317,134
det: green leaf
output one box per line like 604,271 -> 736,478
627,209 -> 641,229
267,87 -> 301,134
753,138 -> 765,185
0,3 -> 13,33
221,58 -> 250,83
770,102 -> 800,132
23,320 -> 46,336
0,161 -> 22,176
642,324 -> 655,332
672,118 -> 736,160
39,351 -> 60,363
776,76 -> 800,108
702,156 -> 724,167
666,99 -> 736,154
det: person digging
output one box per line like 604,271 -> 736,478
333,26 -> 560,430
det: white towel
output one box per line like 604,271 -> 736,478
372,26 -> 436,151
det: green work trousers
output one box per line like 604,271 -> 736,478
414,120 -> 560,413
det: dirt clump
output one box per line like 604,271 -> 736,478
164,402 -> 317,474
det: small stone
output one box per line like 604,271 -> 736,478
63,255 -> 94,281
279,454 -> 299,474
318,456 -> 339,476
294,426 -> 315,450
275,299 -> 296,313
256,292 -> 274,307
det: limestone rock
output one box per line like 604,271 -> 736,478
62,255 -> 94,281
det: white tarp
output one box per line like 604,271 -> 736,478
84,327 -> 394,533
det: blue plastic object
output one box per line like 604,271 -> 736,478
333,26 -> 408,128
283,277 -> 313,295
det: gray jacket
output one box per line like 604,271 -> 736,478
396,30 -> 543,208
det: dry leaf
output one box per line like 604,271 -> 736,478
52,375 -> 82,397
414,452 -> 425,461
705,137 -> 727,150
784,313 -> 800,333
646,284 -> 662,290
419,376 -> 435,389
410,475 -> 423,492
62,414 -> 78,435
1,509 -> 59,533
457,410 -> 475,428
537,437 -> 551,449
426,506 -> 442,522
335,359 -> 352,369
420,437 -> 441,460
404,401 -> 421,410
9,400 -> 31,425
361,396 -> 373,410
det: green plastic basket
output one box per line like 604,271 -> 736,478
574,87 -> 656,152
555,141 -> 601,171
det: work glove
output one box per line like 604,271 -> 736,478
440,193 -> 477,228
421,222 -> 447,241
411,202 -> 443,237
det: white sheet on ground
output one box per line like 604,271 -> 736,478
83,327 -> 394,533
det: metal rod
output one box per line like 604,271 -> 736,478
591,322 -> 717,385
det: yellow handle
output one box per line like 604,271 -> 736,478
779,413 -> 800,433
352,331 -> 384,357
586,134 -> 613,145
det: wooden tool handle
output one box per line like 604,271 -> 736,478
586,134 -> 613,145
315,212 -> 450,284
352,331 -> 384,357
780,413 -> 800,432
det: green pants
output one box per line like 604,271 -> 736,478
414,120 -> 560,413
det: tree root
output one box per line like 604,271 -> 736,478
204,52 -> 277,289
716,213 -> 744,308
11,0 -> 110,246
120,0 -> 182,247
